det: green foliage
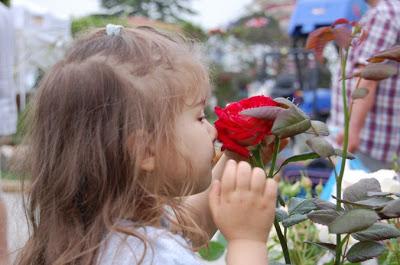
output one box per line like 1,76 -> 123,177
270,99 -> 311,138
198,236 -> 226,261
0,0 -> 10,7
228,13 -> 287,45
379,234 -> 400,265
12,104 -> 30,146
178,21 -> 207,42
274,152 -> 321,177
308,209 -> 340,226
305,178 -> 400,263
71,15 -> 128,37
100,0 -> 195,22
269,220 -> 325,265
0,170 -> 18,180
210,67 -> 250,107
346,241 -> 385,263
352,223 -> 400,241
198,241 -> 225,261
328,209 -> 379,234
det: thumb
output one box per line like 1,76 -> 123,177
209,180 -> 221,213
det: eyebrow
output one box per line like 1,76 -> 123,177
193,99 -> 206,107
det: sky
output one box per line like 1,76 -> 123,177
12,0 -> 253,29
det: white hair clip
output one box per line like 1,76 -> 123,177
106,24 -> 123,36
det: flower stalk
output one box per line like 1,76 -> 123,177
335,47 -> 350,265
252,137 -> 291,264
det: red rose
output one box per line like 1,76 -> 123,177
214,96 -> 279,157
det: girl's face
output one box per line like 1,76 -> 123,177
174,97 -> 217,194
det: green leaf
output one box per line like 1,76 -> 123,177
332,26 -> 352,49
312,198 -> 339,210
381,199 -> 400,218
198,241 -> 225,261
274,97 -> 304,111
328,209 -> 379,234
352,87 -> 369,100
333,195 -> 389,210
306,120 -> 330,136
346,241 -> 385,263
240,106 -> 285,120
308,209 -> 340,225
271,104 -> 311,138
304,241 -> 336,253
282,213 -> 308,227
306,137 -> 336,158
216,232 -> 227,247
367,191 -> 400,197
358,63 -> 398,81
352,223 -> 400,241
367,45 -> 400,63
288,198 -> 317,215
354,197 -> 393,210
274,152 -> 320,176
343,178 -> 381,208
334,149 -> 356,160
275,208 -> 289,223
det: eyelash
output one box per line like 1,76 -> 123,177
198,114 -> 207,122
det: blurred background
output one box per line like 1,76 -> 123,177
2,0 -> 368,121
5,1 -> 395,264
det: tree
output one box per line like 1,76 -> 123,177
0,0 -> 10,7
229,13 -> 287,45
101,0 -> 196,22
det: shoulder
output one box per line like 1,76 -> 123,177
98,226 -> 204,265
374,0 -> 400,22
361,0 -> 400,23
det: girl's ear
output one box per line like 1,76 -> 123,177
140,156 -> 155,172
128,131 -> 155,172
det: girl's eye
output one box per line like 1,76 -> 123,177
198,115 -> 207,122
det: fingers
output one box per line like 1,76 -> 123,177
263,179 -> 278,201
250,167 -> 266,195
221,160 -> 237,195
221,160 -> 274,198
236,161 -> 252,191
209,180 -> 221,212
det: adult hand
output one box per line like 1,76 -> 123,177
209,160 -> 277,243
336,131 -> 360,153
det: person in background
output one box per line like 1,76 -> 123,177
329,0 -> 400,172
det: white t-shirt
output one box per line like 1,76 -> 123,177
98,225 -> 204,265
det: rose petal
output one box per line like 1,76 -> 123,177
214,95 -> 278,157
332,18 -> 350,27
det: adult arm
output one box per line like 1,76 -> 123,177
335,1 -> 398,151
336,77 -> 378,152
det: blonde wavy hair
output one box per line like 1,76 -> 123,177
16,26 -> 211,265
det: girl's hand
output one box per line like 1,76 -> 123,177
209,160 -> 277,243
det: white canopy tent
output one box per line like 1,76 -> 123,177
11,2 -> 72,110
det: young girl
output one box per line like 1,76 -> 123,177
16,25 -> 277,265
